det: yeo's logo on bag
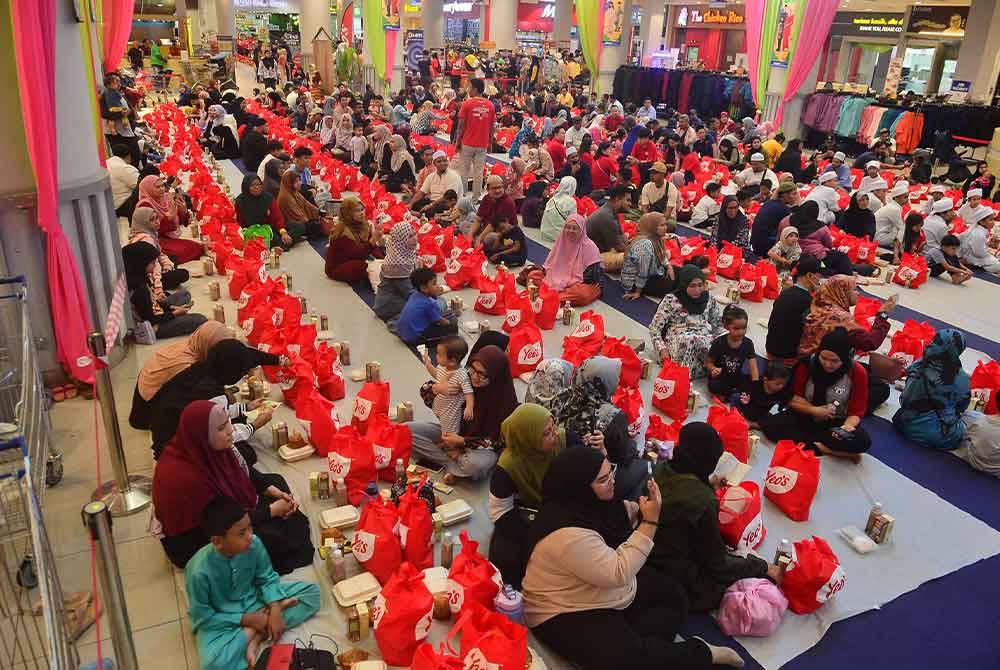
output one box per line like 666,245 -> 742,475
447,578 -> 465,612
765,466 -> 798,494
238,291 -> 251,308
329,453 -> 352,478
628,405 -> 644,437
419,222 -> 433,235
517,342 -> 542,366
738,279 -> 755,293
817,565 -> 847,603
241,318 -> 254,336
717,253 -> 734,268
572,319 -> 595,338
354,396 -> 373,421
271,308 -> 285,326
370,591 -> 386,627
739,513 -> 764,550
681,244 -> 697,256
464,648 -> 501,670
446,259 -> 462,274
414,609 -> 433,641
421,254 -> 438,268
398,522 -> 410,547
353,530 -> 377,562
505,309 -> 521,328
478,292 -> 497,308
287,343 -> 302,357
373,444 -> 392,469
653,378 -> 675,399
891,352 -> 915,366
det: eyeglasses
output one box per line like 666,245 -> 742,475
469,365 -> 490,382
594,463 -> 617,487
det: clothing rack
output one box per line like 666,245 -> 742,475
612,66 -> 755,122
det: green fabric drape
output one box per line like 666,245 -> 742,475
362,0 -> 387,83
575,0 -> 602,94
757,0 -> 783,96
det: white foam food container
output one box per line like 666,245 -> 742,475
320,505 -> 360,529
352,662 -> 388,670
436,498 -> 473,526
332,571 -> 381,607
423,566 -> 449,594
278,444 -> 315,462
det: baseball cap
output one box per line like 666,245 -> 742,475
833,151 -> 846,161
750,152 -> 765,162
776,182 -> 797,196
650,161 -> 667,174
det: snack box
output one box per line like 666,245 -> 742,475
320,505 -> 360,529
245,400 -> 279,423
332,572 -> 380,607
436,498 -> 473,526
278,444 -> 315,462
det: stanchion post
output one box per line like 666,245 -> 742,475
83,501 -> 139,670
88,332 -> 151,516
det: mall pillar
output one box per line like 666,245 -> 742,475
554,0 -> 573,47
598,0 -> 633,94
638,1 -> 667,66
954,0 -> 1000,103
423,0 -> 444,51
215,0 -> 236,37
391,28 -> 406,91
487,0 -> 518,52
300,0 -> 331,71
175,0 -> 193,54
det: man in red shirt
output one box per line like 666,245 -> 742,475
547,127 -> 568,173
626,126 -> 660,186
455,78 -> 496,199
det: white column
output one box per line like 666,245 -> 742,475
200,0 -> 218,37
488,0 -> 517,52
423,0 -> 444,50
638,1 -> 666,66
598,0 -> 633,94
554,0 -> 573,46
954,0 -> 1000,103
215,0 -> 236,37
390,28 -> 406,91
299,0 -> 331,69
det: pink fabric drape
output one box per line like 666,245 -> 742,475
11,0 -> 96,384
385,30 -> 398,83
744,0 -> 766,108
775,0 -> 839,127
101,0 -> 134,72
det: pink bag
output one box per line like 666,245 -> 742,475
715,578 -> 788,637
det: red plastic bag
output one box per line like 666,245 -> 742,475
447,601 -> 528,670
646,413 -> 681,446
419,236 -> 447,273
835,234 -> 860,263
474,275 -> 505,315
352,380 -> 391,433
970,359 -> 1000,415
353,496 -> 403,585
715,241 -> 744,280
314,342 -> 346,401
887,321 -> 935,367
855,238 -> 878,265
411,644 -> 463,670
611,385 -> 646,437
652,360 -> 691,422
284,323 -> 317,364
665,237 -> 683,267
268,290 -> 304,331
853,295 -> 883,328
447,531 -> 502,615
565,309 -> 605,349
707,403 -> 750,463
502,290 -> 535,333
294,388 -> 340,455
717,482 -> 766,551
280,355 -> 315,409
530,281 -> 560,330
560,336 -> 599,369
328,425 -> 377,505
781,536 -> 846,614
507,323 -> 544,377
892,253 -> 928,289
398,482 -> 434,569
764,440 -> 820,521
367,413 -> 413,481
737,263 -> 764,302
679,237 -> 707,263
444,255 -> 473,290
372,562 -> 434,665
756,260 -> 780,300
601,337 -> 643,389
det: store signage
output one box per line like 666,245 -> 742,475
517,1 -> 555,32
676,5 -> 745,27
831,12 -> 904,36
234,0 -> 297,11
908,6 -> 967,37
444,2 -> 475,14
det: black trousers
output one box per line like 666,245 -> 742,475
531,567 -> 713,670
642,272 -> 675,298
161,268 -> 188,291
762,410 -> 872,454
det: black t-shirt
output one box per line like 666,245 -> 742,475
708,335 -> 755,381
766,285 -> 813,359
735,378 -> 792,422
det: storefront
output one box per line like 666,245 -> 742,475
817,11 -> 905,91
234,0 -> 301,52
443,1 -> 482,47
671,3 -> 746,71
516,0 -> 555,51
899,5 -> 967,96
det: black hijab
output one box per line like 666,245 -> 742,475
790,200 -> 824,238
841,193 -> 875,238
234,175 -> 273,228
526,446 -> 632,555
467,331 -> 510,361
715,195 -> 748,248
670,422 -> 723,484
122,241 -> 159,291
673,264 -> 710,315
263,159 -> 284,196
806,327 -> 853,406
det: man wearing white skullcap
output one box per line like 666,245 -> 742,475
923,196 -> 955,250
957,188 -> 984,223
735,152 -> 778,190
410,148 -> 463,213
866,177 -> 889,211
959,205 -> 1000,274
922,183 -> 947,216
875,180 -> 911,258
822,150 -> 852,189
805,170 -> 841,224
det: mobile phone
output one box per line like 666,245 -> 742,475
830,427 -> 851,440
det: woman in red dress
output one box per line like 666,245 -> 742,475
136,176 -> 203,264
324,196 -> 384,283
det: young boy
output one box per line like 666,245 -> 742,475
424,188 -> 459,221
186,497 -> 320,670
735,361 -> 792,429
349,124 -> 368,165
705,305 -> 759,398
754,179 -> 773,205
485,219 -> 527,266
928,234 -> 973,284
397,267 -> 458,345
423,335 -> 474,434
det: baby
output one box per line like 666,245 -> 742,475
423,335 -> 475,434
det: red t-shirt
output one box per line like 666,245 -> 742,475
458,97 -> 496,149
681,152 -> 701,173
547,139 -> 567,173
591,155 -> 619,190
631,140 -> 659,163
605,113 -> 623,132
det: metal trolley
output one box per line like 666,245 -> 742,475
0,276 -> 77,669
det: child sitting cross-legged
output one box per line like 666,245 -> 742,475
734,360 -> 793,430
185,496 -> 320,670
397,267 -> 458,346
927,234 -> 973,285
705,305 -> 759,399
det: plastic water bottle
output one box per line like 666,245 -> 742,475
494,584 -> 524,625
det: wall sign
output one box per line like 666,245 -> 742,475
676,4 -> 745,28
830,12 -> 904,37
908,6 -> 967,37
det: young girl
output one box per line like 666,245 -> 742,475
902,212 -> 927,256
768,226 -> 801,270
705,305 -> 759,398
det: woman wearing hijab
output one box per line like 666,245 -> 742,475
539,176 -> 579,243
262,157 -> 285,197
317,115 -> 336,149
325,196 -> 384,282
799,275 -> 892,356
331,114 -> 354,161
765,328 -> 873,461
151,401 -> 313,572
378,134 -> 417,193
524,447 -> 734,670
781,200 -> 853,276
452,195 -> 478,238
893,329 -> 971,450
136,175 -> 202,263
234,175 -> 297,249
649,423 -> 775,612
710,195 -> 753,258
542,213 -> 604,306
129,321 -> 235,430
366,125 -> 392,178
277,170 -> 325,241
127,207 -> 189,301
149,339 -> 281,460
524,359 -> 574,409
549,357 -> 650,500
649,265 -> 723,379
622,212 -> 674,300
504,158 -> 528,207
508,118 -> 535,160
373,222 -> 418,325
841,191 -> 876,239
520,181 -> 548,230
409,343 -> 519,483
123,241 -> 206,340
773,138 -> 804,181
202,104 -> 240,159
257,49 -> 279,88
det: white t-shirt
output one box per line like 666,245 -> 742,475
736,167 -> 777,188
805,184 -> 840,224
106,156 -> 139,209
257,153 -> 279,179
922,214 -> 949,250
420,169 -> 464,201
640,181 -> 677,213
690,195 -> 721,226
874,200 -> 904,246
564,126 -> 587,150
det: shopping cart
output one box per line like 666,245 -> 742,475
0,276 -> 78,669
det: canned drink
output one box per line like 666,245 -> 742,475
528,283 -> 539,301
687,389 -> 698,412
248,379 -> 264,401
283,274 -> 293,291
203,257 -> 215,276
479,320 -> 491,332
269,248 -> 280,269
271,422 -> 288,449
640,357 -> 652,380
298,292 -> 308,314
339,341 -> 351,365
319,313 -> 329,331
365,361 -> 381,382
200,234 -> 211,256
213,304 -> 225,324
190,222 -> 200,239
208,281 -> 221,301
449,297 -> 464,315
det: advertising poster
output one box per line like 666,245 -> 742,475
771,0 -> 801,68
908,6 -> 967,37
383,0 -> 401,31
602,0 -> 625,46
404,29 -> 423,72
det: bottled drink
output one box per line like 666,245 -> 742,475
332,477 -> 347,507
390,460 -> 409,505
440,532 -> 454,569
328,549 -> 346,584
494,584 -> 524,625
865,502 -> 883,536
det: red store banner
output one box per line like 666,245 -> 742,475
517,1 -> 555,33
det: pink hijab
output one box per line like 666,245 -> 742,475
543,214 -> 602,291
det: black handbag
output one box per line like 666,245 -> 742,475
255,636 -> 337,670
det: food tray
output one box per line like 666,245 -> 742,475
321,505 -> 360,529
278,444 -> 315,462
332,571 -> 381,607
436,499 -> 473,526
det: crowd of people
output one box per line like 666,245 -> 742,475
103,48 -> 1000,670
